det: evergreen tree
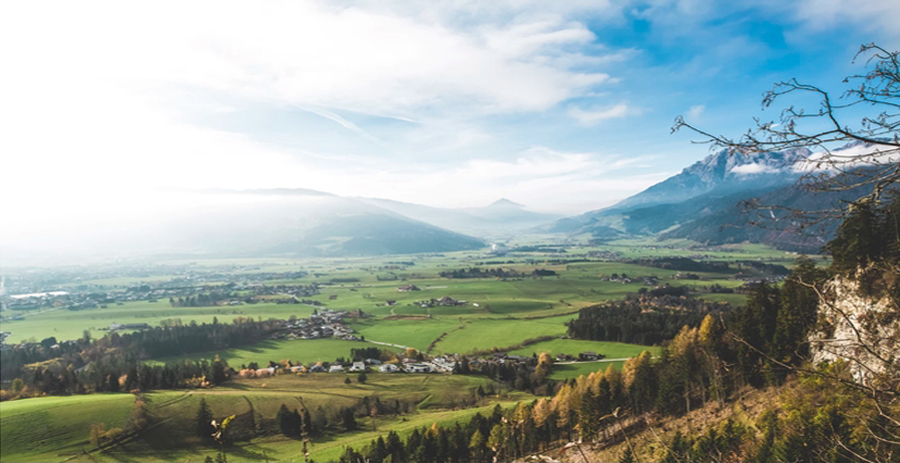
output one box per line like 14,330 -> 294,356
277,404 -> 292,437
196,398 -> 214,439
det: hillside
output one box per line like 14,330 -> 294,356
1,189 -> 487,264
359,197 -> 560,237
548,142 -> 896,251
546,148 -> 805,237
661,167 -> 892,252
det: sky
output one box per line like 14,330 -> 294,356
2,0 -> 899,242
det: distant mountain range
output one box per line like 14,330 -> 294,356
546,141 -> 892,252
155,189 -> 488,257
358,197 -> 561,237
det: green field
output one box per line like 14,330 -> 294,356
150,338 -> 402,367
0,374 -> 525,463
1,301 -> 316,344
549,361 -> 627,379
508,338 -> 659,359
433,315 -> 578,354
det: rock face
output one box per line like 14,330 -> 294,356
811,274 -> 899,387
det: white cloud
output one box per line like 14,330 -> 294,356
0,0 -> 632,236
790,0 -> 900,40
567,103 -> 637,125
688,105 -> 705,118
731,163 -> 777,175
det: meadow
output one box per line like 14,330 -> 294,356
0,374 -> 525,463
150,338 -> 402,368
1,301 -> 316,344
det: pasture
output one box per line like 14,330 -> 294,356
507,338 -> 660,359
1,300 -> 316,343
0,374 -> 522,463
150,338 -> 402,367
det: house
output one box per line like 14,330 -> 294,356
364,358 -> 382,365
349,362 -> 366,372
406,363 -> 431,373
308,365 -> 326,373
579,351 -> 599,361
289,365 -> 307,373
396,284 -> 420,292
329,364 -> 345,373
379,364 -> 400,373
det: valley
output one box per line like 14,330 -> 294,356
1,237 -> 799,462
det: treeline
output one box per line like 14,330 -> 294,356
566,291 -> 733,345
340,404 -> 516,463
826,192 -> 900,301
632,257 -> 730,272
169,291 -> 235,307
457,352 -> 556,395
439,268 -> 555,279
629,256 -> 791,276
1,317 -> 280,399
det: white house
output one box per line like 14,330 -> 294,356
379,364 -> 400,373
349,361 -> 366,372
406,363 -> 432,373
329,364 -> 344,373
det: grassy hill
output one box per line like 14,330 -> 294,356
0,374 -> 525,463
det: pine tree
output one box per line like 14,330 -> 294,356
277,404 -> 292,437
196,398 -> 214,439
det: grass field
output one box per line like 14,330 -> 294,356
433,315 -> 578,354
0,374 -> 526,463
549,361 -> 627,379
150,338 -> 402,367
0,301 -> 316,343
507,338 -> 659,359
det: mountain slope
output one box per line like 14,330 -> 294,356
358,197 -> 560,237
660,170 -> 887,252
611,147 -> 808,212
1,189 -> 487,264
546,147 -> 812,239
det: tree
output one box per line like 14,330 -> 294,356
357,372 -> 367,384
277,404 -> 293,437
344,377 -> 352,385
341,406 -> 357,431
197,398 -> 214,439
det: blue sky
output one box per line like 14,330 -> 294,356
2,0 -> 898,233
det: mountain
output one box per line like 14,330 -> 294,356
547,148 -> 807,237
358,197 -> 560,237
611,147 -> 808,212
660,167 -> 891,252
546,141 -> 895,252
1,189 -> 486,264
158,190 -> 486,257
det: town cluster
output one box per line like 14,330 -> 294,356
271,309 -> 364,341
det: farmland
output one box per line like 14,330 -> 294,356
0,239 -> 802,461
0,374 -> 525,463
